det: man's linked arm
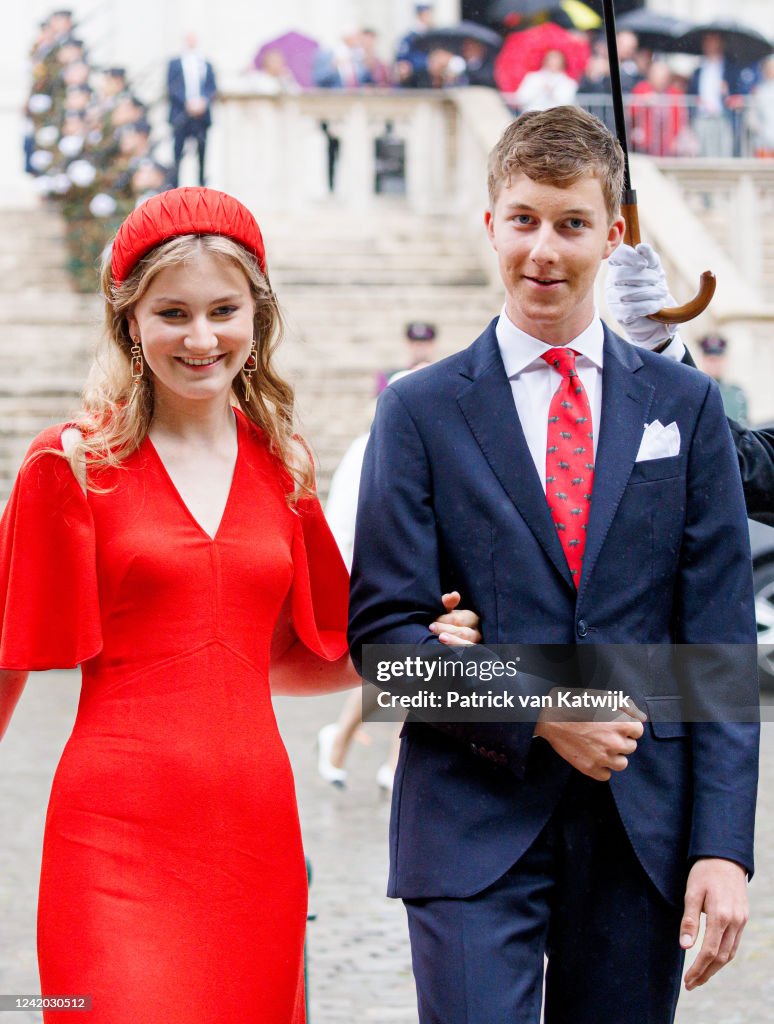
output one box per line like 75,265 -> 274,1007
347,384 -> 538,778
681,346 -> 774,526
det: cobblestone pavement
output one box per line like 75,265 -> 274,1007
1,673 -> 774,1023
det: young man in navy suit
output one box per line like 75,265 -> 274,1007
348,106 -> 758,1023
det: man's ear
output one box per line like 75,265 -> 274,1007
603,214 -> 626,260
484,208 -> 496,250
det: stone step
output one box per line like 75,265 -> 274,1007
273,268 -> 488,287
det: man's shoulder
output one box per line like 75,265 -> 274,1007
385,323 -> 498,404
606,328 -> 710,396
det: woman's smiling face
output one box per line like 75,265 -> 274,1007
128,246 -> 255,408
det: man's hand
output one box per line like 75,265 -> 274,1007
681,858 -> 749,990
185,97 -> 207,117
534,692 -> 646,781
606,243 -> 678,349
429,591 -> 481,646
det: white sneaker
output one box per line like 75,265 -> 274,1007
376,763 -> 394,792
317,724 -> 347,786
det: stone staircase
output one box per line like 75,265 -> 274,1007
259,203 -> 502,492
0,200 -> 501,504
0,208 -> 100,502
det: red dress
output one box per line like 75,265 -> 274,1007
0,409 -> 349,1023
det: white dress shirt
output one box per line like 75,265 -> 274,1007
698,58 -> 725,116
496,309 -> 604,492
181,52 -> 204,101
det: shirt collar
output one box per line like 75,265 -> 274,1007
496,307 -> 605,379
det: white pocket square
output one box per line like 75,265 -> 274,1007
635,420 -> 681,462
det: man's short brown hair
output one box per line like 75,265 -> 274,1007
487,106 -> 625,222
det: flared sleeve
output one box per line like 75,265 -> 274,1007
290,493 -> 350,662
0,427 -> 102,670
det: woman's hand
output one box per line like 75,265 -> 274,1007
429,591 -> 481,646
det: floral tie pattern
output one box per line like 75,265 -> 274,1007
541,347 -> 594,586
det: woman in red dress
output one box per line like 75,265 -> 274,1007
0,189 -> 478,1023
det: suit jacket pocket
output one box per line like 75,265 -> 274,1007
629,453 -> 686,484
645,696 -> 689,738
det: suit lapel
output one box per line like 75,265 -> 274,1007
577,329 -> 654,599
457,324 -> 575,589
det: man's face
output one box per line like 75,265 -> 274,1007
701,353 -> 726,380
703,33 -> 724,59
485,171 -> 624,345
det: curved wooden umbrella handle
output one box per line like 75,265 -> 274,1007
622,203 -> 716,325
646,272 -> 716,325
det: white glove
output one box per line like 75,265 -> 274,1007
605,243 -> 677,349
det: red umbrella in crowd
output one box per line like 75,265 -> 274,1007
494,22 -> 591,92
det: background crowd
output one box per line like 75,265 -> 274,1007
23,4 -> 774,291
23,9 -> 172,290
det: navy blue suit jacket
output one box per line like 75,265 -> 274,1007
167,56 -> 217,129
348,321 -> 759,906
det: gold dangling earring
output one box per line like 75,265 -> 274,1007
131,337 -> 144,386
243,339 -> 257,402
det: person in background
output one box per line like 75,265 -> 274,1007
375,321 -> 438,394
313,27 -> 373,89
425,49 -> 467,89
616,30 -> 644,91
697,334 -> 749,425
749,56 -> 774,157
577,50 -> 616,135
630,62 -> 687,157
461,38 -> 497,89
396,3 -> 435,87
513,50 -> 578,112
320,328 -> 441,792
360,29 -> 393,88
686,32 -> 746,157
167,32 -> 217,187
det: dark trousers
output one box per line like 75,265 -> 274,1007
404,773 -> 685,1024
172,116 -> 209,187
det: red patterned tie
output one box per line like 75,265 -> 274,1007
541,347 -> 594,586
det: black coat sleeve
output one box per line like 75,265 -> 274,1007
682,346 -> 774,524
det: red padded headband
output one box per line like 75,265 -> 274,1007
110,187 -> 266,285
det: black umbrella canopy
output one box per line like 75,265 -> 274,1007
412,21 -> 503,54
488,0 -> 565,19
676,19 -> 773,66
615,10 -> 695,53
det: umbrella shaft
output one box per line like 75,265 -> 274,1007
601,0 -> 632,193
622,193 -> 640,246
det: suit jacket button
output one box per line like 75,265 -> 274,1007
577,619 -> 588,638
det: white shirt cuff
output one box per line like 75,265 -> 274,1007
660,334 -> 685,362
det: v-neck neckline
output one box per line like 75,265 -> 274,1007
144,408 -> 243,542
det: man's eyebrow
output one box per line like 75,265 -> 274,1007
501,202 -> 596,217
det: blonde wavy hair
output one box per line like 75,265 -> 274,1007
60,233 -> 314,501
